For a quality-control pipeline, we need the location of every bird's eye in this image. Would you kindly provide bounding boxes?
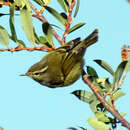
[34,72,40,76]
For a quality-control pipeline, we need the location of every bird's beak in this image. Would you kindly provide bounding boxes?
[20,73,27,76]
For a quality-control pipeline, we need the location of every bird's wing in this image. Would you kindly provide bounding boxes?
[61,51,77,78]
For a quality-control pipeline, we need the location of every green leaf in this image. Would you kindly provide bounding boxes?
[39,36,52,47]
[50,24,63,31]
[94,60,115,76]
[0,13,9,17]
[113,61,128,85]
[44,6,67,25]
[16,40,26,47]
[68,127,78,130]
[20,6,35,44]
[67,0,72,4]
[42,22,53,46]
[90,98,100,113]
[108,90,125,104]
[95,111,110,123]
[10,3,17,42]
[0,26,10,47]
[33,28,40,43]
[33,27,52,47]
[88,118,109,130]
[57,0,69,12]
[87,66,98,78]
[68,126,87,130]
[74,0,80,17]
[79,127,87,130]
[120,112,126,117]
[33,0,45,6]
[68,22,86,34]
[96,78,112,93]
[72,90,100,112]
[72,90,94,104]
[60,12,67,19]
[14,0,25,8]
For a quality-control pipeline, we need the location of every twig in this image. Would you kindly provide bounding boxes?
[0,0,63,45]
[28,0,63,44]
[32,14,63,44]
[110,94,116,111]
[0,45,54,52]
[104,71,127,98]
[62,0,76,43]
[82,73,130,129]
[0,1,19,10]
[0,1,11,6]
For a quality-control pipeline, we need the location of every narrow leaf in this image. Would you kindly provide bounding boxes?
[68,22,86,34]
[74,0,80,17]
[50,24,63,31]
[87,66,98,78]
[39,36,52,47]
[42,22,53,46]
[15,0,25,8]
[113,61,128,85]
[88,118,109,130]
[72,90,93,103]
[94,60,114,76]
[57,0,69,12]
[60,12,67,19]
[34,0,45,6]
[44,6,67,25]
[20,6,35,44]
[67,0,72,4]
[34,0,51,6]
[108,90,125,104]
[79,127,87,130]
[90,98,100,113]
[0,26,10,47]
[96,78,112,92]
[10,3,17,42]
[16,40,26,47]
[68,127,78,130]
[120,112,126,117]
[44,0,51,5]
[0,13,10,17]
[95,111,110,123]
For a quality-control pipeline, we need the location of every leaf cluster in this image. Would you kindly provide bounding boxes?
[0,0,85,49]
[72,60,129,130]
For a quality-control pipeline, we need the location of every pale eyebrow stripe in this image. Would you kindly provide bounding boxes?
[34,66,48,74]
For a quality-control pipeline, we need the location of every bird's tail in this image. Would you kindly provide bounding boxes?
[58,29,98,56]
[83,29,98,48]
[72,29,98,57]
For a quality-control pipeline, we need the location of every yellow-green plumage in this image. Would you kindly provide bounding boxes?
[24,29,98,88]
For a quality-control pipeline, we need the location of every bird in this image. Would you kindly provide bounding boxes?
[21,29,98,88]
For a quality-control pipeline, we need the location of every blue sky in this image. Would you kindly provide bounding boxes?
[0,0,130,130]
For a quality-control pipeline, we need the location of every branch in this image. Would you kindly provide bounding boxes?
[82,73,130,129]
[0,1,11,6]
[0,45,54,52]
[0,0,63,45]
[28,0,63,44]
[62,0,76,43]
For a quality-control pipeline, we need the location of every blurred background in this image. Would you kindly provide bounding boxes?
[0,0,130,130]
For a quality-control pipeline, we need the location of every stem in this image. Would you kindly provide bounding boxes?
[0,45,54,52]
[62,0,76,43]
[83,74,130,129]
[28,0,63,44]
